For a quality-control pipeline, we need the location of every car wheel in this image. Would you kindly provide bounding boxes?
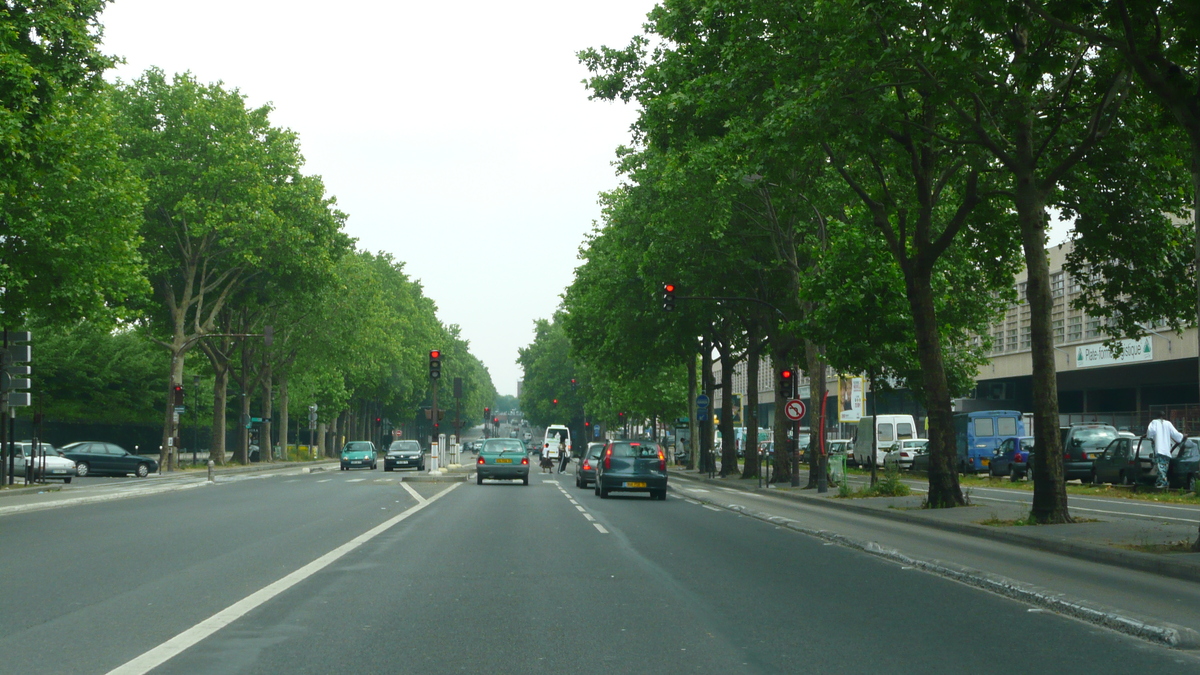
[136,463,150,478]
[64,477,72,484]
[1121,471,1133,486]
[476,473,483,485]
[76,462,90,477]
[594,481,601,496]
[600,487,609,499]
[419,462,425,471]
[523,475,529,486]
[1008,466,1018,483]
[575,475,581,488]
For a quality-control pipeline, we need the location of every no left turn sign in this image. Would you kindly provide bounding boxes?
[784,399,806,421]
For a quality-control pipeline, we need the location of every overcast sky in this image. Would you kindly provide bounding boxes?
[99,0,658,396]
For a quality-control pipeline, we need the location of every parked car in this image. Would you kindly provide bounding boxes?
[955,410,1024,473]
[828,439,851,457]
[339,441,377,471]
[13,441,76,483]
[594,440,668,500]
[476,438,529,485]
[989,436,1035,480]
[577,442,605,489]
[1093,436,1200,490]
[384,440,424,471]
[883,439,929,471]
[60,442,158,478]
[910,447,931,474]
[1061,424,1118,482]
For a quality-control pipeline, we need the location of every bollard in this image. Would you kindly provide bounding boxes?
[207,459,215,482]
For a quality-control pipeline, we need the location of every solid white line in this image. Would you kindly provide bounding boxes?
[104,482,460,675]
[400,481,427,504]
[593,523,609,534]
[574,505,586,512]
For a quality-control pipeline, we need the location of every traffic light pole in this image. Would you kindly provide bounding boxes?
[430,377,439,473]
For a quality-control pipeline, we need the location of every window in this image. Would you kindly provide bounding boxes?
[997,417,1017,436]
[1020,322,1031,350]
[974,418,995,437]
[1067,316,1082,342]
[1017,282,1027,304]
[1007,328,1018,351]
[896,423,914,439]
[878,423,894,442]
[1052,318,1065,344]
[1050,272,1064,298]
[1066,273,1080,295]
[1085,317,1101,339]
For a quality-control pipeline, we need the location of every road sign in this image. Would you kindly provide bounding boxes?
[783,399,806,422]
[696,394,710,408]
[174,406,186,414]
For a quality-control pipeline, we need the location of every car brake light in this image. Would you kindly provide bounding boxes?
[477,456,485,465]
[583,461,591,470]
[658,449,665,471]
[521,457,529,465]
[604,448,612,470]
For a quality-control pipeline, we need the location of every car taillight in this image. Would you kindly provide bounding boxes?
[583,461,591,470]
[477,456,485,465]
[521,457,529,465]
[604,448,612,470]
[658,449,665,471]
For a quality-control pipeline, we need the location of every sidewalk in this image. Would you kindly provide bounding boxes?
[667,467,1200,583]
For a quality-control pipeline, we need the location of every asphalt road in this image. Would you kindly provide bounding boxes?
[2,467,1196,674]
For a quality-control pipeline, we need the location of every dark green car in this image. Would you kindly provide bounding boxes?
[340,441,377,471]
[60,441,158,478]
[1093,436,1200,490]
[594,440,668,500]
[475,438,529,485]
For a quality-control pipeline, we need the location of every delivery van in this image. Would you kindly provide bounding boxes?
[543,425,571,460]
[853,415,918,467]
[955,410,1023,473]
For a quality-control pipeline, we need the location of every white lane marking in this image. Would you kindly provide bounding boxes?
[683,488,710,493]
[346,478,366,483]
[543,480,559,484]
[316,479,331,483]
[582,513,595,521]
[966,495,1200,523]
[283,479,300,483]
[568,499,579,505]
[574,505,586,512]
[593,523,609,534]
[400,481,427,505]
[702,505,722,512]
[105,482,461,675]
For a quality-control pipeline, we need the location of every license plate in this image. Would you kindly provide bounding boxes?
[624,481,647,488]
[1086,453,1098,460]
[981,458,990,466]
[352,460,362,464]
[496,458,512,463]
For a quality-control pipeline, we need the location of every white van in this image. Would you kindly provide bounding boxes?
[853,415,918,467]
[543,425,571,460]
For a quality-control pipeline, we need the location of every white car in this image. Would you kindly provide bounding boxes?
[13,441,77,483]
[882,439,929,471]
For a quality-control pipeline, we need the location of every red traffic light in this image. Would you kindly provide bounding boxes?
[781,369,793,380]
[664,284,675,293]
[492,417,499,423]
[429,350,440,359]
[552,398,558,404]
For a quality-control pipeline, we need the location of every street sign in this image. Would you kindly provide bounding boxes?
[174,406,186,414]
[696,394,710,408]
[784,399,806,422]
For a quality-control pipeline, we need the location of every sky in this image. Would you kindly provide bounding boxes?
[98,0,660,396]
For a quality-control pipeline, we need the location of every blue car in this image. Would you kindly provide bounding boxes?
[989,436,1034,480]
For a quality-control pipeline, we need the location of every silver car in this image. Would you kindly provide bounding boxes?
[13,441,77,483]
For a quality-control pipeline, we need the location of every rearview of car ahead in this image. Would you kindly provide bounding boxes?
[594,440,667,500]
[476,438,529,485]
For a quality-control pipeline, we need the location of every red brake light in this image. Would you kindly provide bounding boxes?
[477,456,485,465]
[521,457,529,465]
[604,448,612,470]
[658,449,666,471]
[583,461,591,470]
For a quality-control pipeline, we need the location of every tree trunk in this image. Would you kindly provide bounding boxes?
[803,339,826,489]
[741,329,761,479]
[771,341,793,484]
[278,374,289,461]
[687,353,698,470]
[700,341,715,473]
[159,347,185,470]
[1191,153,1200,549]
[718,347,739,477]
[907,269,965,507]
[211,367,228,465]
[1017,160,1071,523]
[261,364,273,462]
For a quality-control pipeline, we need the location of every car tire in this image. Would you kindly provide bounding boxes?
[1121,471,1133,486]
[76,462,90,477]
[600,487,609,499]
[136,463,150,478]
[476,473,483,485]
[1008,466,1018,483]
[575,475,581,488]
[419,462,425,472]
[64,477,72,484]
[594,481,601,496]
[523,475,529,486]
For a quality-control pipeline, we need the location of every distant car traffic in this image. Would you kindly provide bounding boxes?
[13,441,76,483]
[989,436,1034,480]
[339,441,377,471]
[60,442,158,478]
[475,438,529,485]
[594,440,668,500]
[577,442,605,489]
[384,440,424,471]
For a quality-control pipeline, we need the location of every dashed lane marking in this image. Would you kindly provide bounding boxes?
[593,523,609,534]
[583,513,595,521]
[346,479,366,483]
[316,479,331,483]
[575,505,586,512]
[702,505,722,512]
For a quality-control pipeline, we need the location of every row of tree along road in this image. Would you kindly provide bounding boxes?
[0,5,496,473]
[520,0,1200,542]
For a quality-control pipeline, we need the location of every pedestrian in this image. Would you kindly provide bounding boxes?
[1146,412,1183,489]
[557,435,568,473]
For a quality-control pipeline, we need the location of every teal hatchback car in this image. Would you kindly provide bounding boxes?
[340,441,377,471]
[475,438,529,485]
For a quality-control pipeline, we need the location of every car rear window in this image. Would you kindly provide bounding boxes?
[611,442,659,458]
[1073,427,1117,449]
[973,418,995,436]
[483,440,524,452]
[997,417,1018,436]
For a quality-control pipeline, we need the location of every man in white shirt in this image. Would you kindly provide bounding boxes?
[1146,413,1183,489]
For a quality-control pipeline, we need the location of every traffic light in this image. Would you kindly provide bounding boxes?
[779,368,794,398]
[570,378,577,390]
[552,398,558,405]
[429,349,441,379]
[173,384,185,406]
[662,283,676,311]
[492,417,499,424]
[484,406,490,419]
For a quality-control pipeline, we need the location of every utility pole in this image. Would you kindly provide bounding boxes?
[429,350,441,471]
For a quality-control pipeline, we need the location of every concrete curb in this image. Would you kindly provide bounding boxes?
[668,470,1200,584]
[0,483,65,499]
[671,479,1200,650]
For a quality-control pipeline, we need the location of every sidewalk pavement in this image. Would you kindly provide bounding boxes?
[667,467,1200,584]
